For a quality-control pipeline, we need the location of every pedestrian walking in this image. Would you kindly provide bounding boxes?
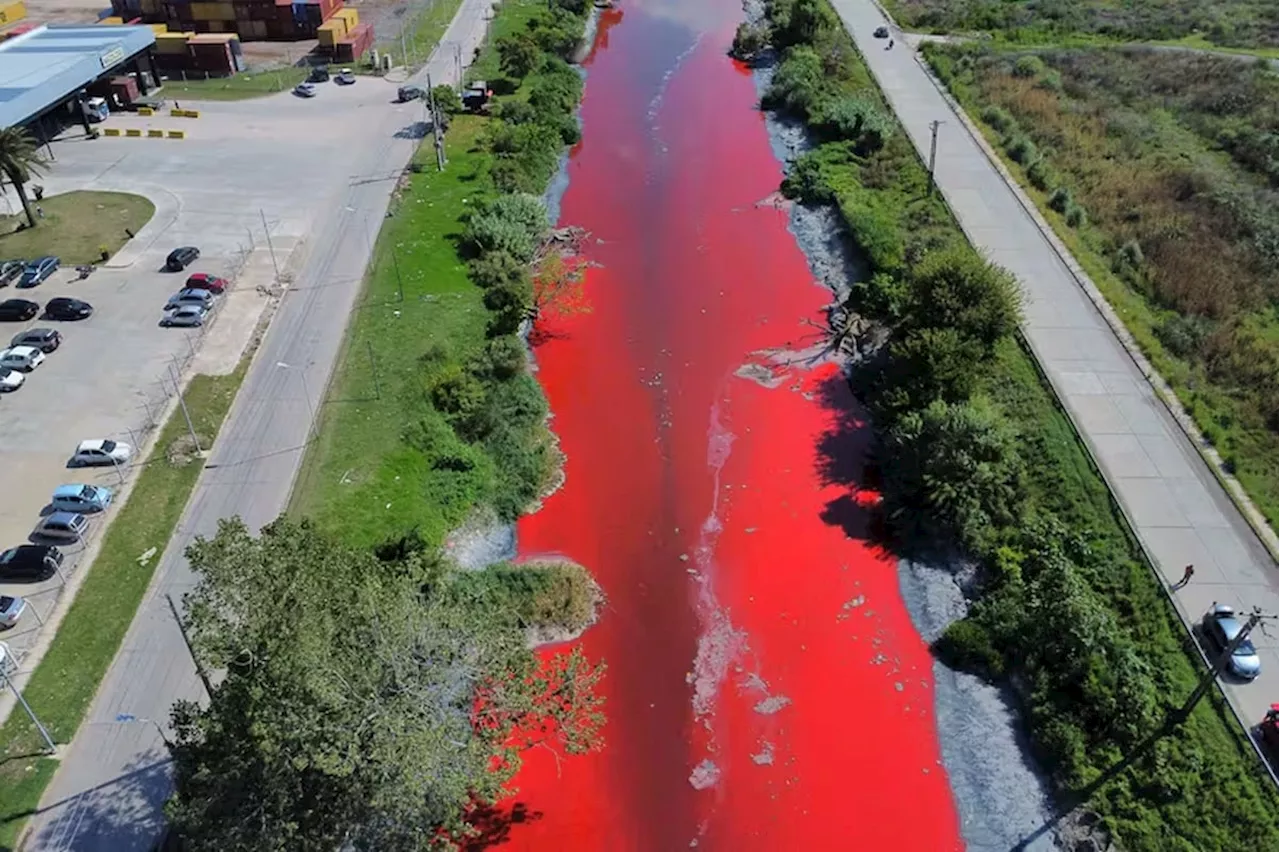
[887,39,895,50]
[35,205,44,219]
[1172,563,1195,590]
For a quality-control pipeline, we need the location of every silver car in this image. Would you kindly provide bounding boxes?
[161,304,208,327]
[165,289,215,311]
[0,594,26,628]
[32,511,89,544]
[1202,604,1262,680]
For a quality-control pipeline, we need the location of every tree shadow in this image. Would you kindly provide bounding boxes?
[459,800,545,850]
[810,370,894,549]
[4,748,173,852]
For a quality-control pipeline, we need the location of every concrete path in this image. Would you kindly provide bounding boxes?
[22,3,496,849]
[829,0,1279,734]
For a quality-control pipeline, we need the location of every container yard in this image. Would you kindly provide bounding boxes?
[112,0,345,41]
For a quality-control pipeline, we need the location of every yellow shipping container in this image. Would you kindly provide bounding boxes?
[99,16,125,25]
[190,1,235,21]
[0,0,28,24]
[319,18,346,36]
[155,31,192,54]
[148,23,168,33]
[334,7,358,28]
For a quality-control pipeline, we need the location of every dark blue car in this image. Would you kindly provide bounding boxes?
[17,256,59,288]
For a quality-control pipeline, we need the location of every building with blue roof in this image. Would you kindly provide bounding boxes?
[0,24,159,135]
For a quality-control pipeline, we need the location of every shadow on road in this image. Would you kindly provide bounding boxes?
[6,751,172,852]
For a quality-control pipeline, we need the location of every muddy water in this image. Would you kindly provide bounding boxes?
[502,1,964,848]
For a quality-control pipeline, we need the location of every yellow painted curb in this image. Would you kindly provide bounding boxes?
[147,128,165,138]
[138,107,154,116]
[167,130,185,139]
[125,128,142,137]
[103,127,121,137]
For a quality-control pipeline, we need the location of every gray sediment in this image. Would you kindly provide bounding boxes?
[744,2,1061,847]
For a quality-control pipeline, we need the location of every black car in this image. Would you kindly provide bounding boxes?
[166,246,200,272]
[0,260,23,286]
[873,25,889,38]
[397,85,424,103]
[0,544,63,580]
[0,298,39,321]
[10,327,61,352]
[45,297,93,320]
[17,256,59,288]
[308,65,330,83]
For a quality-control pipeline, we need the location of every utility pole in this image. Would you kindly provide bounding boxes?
[927,119,944,197]
[1174,607,1273,724]
[401,27,409,69]
[427,73,445,172]
[167,594,213,700]
[260,208,280,280]
[0,658,56,754]
[169,364,202,454]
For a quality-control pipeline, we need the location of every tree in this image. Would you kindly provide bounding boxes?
[167,518,605,850]
[900,244,1023,359]
[0,127,45,229]
[531,251,589,322]
[497,33,541,79]
[729,21,769,61]
[879,396,1026,551]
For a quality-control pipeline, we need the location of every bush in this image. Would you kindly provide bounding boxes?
[430,365,487,425]
[763,45,826,115]
[1012,54,1045,79]
[469,250,528,290]
[463,194,548,261]
[933,618,1004,680]
[841,190,905,273]
[813,94,894,151]
[487,121,566,193]
[1116,238,1144,268]
[1156,312,1212,358]
[527,60,584,115]
[495,99,539,125]
[474,335,528,381]
[1026,158,1055,191]
[497,34,541,79]
[880,396,1026,551]
[1035,69,1062,92]
[980,104,1014,133]
[847,271,908,323]
[1004,134,1038,165]
[768,0,839,48]
[730,21,769,60]
[780,142,853,203]
[1048,186,1073,213]
[902,244,1023,358]
[432,85,461,114]
[450,560,596,633]
[1064,203,1087,227]
[526,7,585,60]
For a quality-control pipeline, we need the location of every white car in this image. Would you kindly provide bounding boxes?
[0,366,22,392]
[161,304,208,328]
[0,345,45,371]
[71,438,132,467]
[0,594,25,629]
[294,82,317,98]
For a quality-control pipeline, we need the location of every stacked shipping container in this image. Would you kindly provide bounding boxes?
[116,0,345,40]
[332,20,370,62]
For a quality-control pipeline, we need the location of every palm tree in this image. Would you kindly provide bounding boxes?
[0,127,45,229]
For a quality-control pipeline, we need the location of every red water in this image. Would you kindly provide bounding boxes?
[499,1,965,848]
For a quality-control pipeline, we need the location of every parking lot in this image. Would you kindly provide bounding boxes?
[0,78,427,668]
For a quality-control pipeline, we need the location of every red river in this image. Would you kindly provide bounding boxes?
[502,0,965,847]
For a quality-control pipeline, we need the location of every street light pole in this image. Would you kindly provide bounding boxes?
[927,119,944,198]
[0,661,56,754]
[260,208,280,280]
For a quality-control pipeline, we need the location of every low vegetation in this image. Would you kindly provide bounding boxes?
[160,67,308,101]
[761,1,1277,848]
[167,1,600,845]
[0,190,155,265]
[0,359,251,849]
[880,0,1279,49]
[926,43,1279,526]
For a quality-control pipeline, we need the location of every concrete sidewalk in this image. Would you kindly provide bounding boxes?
[828,0,1279,729]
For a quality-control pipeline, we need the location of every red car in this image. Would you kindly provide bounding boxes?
[184,273,228,294]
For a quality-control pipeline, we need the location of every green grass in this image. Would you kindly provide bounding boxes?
[0,359,251,850]
[289,116,497,549]
[160,67,309,101]
[375,0,466,70]
[0,191,154,266]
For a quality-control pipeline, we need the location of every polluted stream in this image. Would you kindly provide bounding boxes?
[490,0,1059,848]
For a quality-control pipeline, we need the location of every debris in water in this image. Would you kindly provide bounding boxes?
[754,695,792,715]
[744,526,757,534]
[689,759,721,790]
[679,553,690,562]
[751,741,776,766]
[894,682,904,692]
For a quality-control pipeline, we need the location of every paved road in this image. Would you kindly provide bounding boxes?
[830,1,1279,729]
[23,3,495,848]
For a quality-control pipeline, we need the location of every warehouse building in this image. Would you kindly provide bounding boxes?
[0,24,159,136]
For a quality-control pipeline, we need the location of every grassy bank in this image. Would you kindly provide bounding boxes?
[756,1,1277,848]
[160,67,309,101]
[880,0,1278,49]
[0,191,154,265]
[924,44,1278,527]
[0,359,251,849]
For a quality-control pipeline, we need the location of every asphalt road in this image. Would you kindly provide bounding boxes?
[832,0,1278,740]
[23,2,496,848]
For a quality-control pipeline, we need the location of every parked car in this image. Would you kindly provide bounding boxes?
[397,85,425,103]
[0,594,25,629]
[0,367,23,392]
[185,273,228,294]
[0,298,38,321]
[336,68,356,85]
[307,65,330,83]
[294,82,317,98]
[160,304,208,328]
[0,260,24,286]
[1201,604,1262,680]
[32,512,89,544]
[166,246,200,272]
[70,438,132,467]
[0,544,63,580]
[44,297,93,321]
[50,484,114,514]
[10,327,61,352]
[166,288,216,311]
[873,25,889,37]
[17,256,58,288]
[0,345,45,371]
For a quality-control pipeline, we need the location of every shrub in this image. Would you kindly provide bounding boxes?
[763,45,826,116]
[879,326,985,413]
[432,85,461,114]
[730,21,770,60]
[880,396,1026,552]
[933,618,1004,680]
[1035,68,1062,92]
[813,94,894,151]
[1064,203,1087,227]
[487,120,566,193]
[495,99,539,125]
[497,34,541,79]
[551,0,588,14]
[768,0,839,49]
[902,244,1023,358]
[528,60,584,115]
[1026,158,1054,191]
[1156,312,1212,358]
[841,190,905,273]
[780,142,853,203]
[1048,186,1073,213]
[469,250,528,290]
[1012,54,1045,79]
[430,364,487,424]
[474,335,528,381]
[1004,134,1038,165]
[979,104,1014,133]
[463,194,548,262]
[526,7,584,60]
[847,271,908,324]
